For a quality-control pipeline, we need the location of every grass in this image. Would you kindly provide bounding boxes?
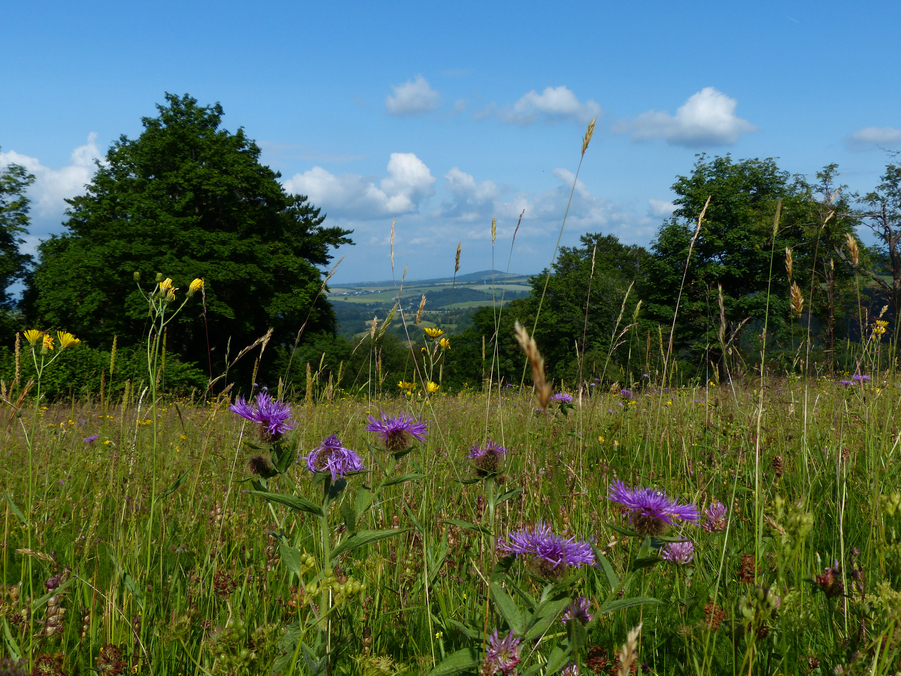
[3,369,901,674]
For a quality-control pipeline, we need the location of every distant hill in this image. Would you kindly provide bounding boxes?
[341,270,531,287]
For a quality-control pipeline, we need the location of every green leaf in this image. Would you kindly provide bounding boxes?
[404,502,424,533]
[355,487,375,518]
[330,528,411,560]
[247,490,324,517]
[279,543,305,577]
[630,556,663,572]
[491,554,516,583]
[271,442,297,474]
[382,472,427,488]
[443,519,490,535]
[606,522,642,538]
[154,469,191,504]
[427,647,479,676]
[524,597,570,641]
[494,487,522,506]
[594,548,619,592]
[491,583,526,635]
[543,642,572,674]
[2,617,21,663]
[600,596,662,614]
[447,618,482,641]
[4,492,27,526]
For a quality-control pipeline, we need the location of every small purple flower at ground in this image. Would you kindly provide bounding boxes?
[839,380,853,386]
[661,540,695,564]
[562,662,579,676]
[230,392,295,441]
[468,440,507,476]
[852,374,871,383]
[815,560,844,598]
[301,435,365,482]
[561,596,593,626]
[366,412,427,452]
[551,392,573,404]
[620,389,633,398]
[83,434,99,444]
[499,521,595,578]
[703,501,728,532]
[607,479,699,536]
[483,629,521,676]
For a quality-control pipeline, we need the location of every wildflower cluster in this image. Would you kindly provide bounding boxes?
[607,480,699,536]
[301,435,365,482]
[366,412,428,452]
[499,521,595,579]
[230,391,296,441]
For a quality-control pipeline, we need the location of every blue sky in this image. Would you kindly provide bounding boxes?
[3,1,900,284]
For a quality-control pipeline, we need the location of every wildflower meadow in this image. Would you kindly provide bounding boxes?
[4,119,901,676]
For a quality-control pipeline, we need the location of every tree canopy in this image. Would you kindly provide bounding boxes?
[25,94,352,379]
[0,157,35,311]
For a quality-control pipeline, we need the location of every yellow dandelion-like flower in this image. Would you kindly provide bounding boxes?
[189,278,204,292]
[57,331,81,350]
[426,381,439,393]
[23,329,43,346]
[158,278,174,292]
[397,380,418,391]
[42,334,55,351]
[424,327,444,338]
[438,337,451,350]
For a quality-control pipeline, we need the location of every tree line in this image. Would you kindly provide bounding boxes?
[1,94,899,396]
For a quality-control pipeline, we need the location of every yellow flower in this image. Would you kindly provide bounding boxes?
[426,381,439,393]
[23,329,43,346]
[424,327,444,338]
[438,337,451,350]
[42,334,55,351]
[397,380,418,391]
[158,278,174,292]
[189,278,204,292]
[57,331,81,350]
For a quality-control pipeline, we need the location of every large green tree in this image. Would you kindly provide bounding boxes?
[0,156,35,310]
[26,94,352,380]
[644,155,814,374]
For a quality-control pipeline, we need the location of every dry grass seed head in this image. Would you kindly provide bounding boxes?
[513,321,551,410]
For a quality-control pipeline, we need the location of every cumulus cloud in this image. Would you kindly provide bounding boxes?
[440,168,500,221]
[615,87,757,147]
[283,152,436,219]
[498,86,601,125]
[648,199,676,218]
[0,133,103,220]
[385,75,441,115]
[846,126,901,151]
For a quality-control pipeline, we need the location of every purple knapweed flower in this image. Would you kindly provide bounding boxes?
[620,389,633,398]
[551,392,573,404]
[483,629,521,676]
[561,596,593,626]
[852,374,871,383]
[230,392,295,441]
[661,540,695,565]
[703,501,728,532]
[468,440,507,476]
[607,479,699,536]
[365,412,428,452]
[83,434,99,444]
[839,380,853,386]
[499,521,595,578]
[300,435,365,482]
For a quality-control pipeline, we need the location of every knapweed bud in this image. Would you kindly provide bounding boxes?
[133,271,141,282]
[155,272,165,283]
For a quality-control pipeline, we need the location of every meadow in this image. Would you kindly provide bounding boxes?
[3,340,901,674]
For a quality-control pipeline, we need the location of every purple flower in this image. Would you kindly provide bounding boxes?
[562,662,579,676]
[551,392,573,404]
[607,479,699,536]
[482,629,521,676]
[366,412,428,452]
[852,374,871,383]
[499,522,595,578]
[83,434,99,444]
[703,501,728,532]
[230,392,295,441]
[620,389,633,398]
[468,440,507,476]
[839,380,853,386]
[561,596,593,626]
[661,540,695,565]
[300,435,365,482]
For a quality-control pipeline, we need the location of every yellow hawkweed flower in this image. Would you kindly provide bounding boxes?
[874,319,888,336]
[42,334,55,351]
[57,331,81,350]
[424,327,444,338]
[23,329,43,346]
[438,337,451,350]
[397,380,418,391]
[426,381,439,393]
[158,278,174,292]
[189,278,204,292]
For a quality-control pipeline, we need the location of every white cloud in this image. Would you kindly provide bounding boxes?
[498,86,601,125]
[283,152,436,219]
[846,126,901,151]
[0,133,103,220]
[615,87,757,147]
[648,199,676,218]
[385,75,441,115]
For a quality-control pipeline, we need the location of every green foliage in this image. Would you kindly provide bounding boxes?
[24,94,352,384]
